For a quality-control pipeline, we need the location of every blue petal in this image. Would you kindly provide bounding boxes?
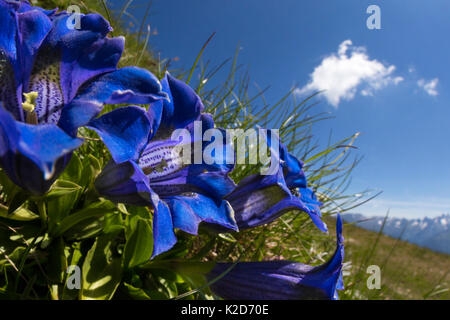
[299,187,323,217]
[15,121,83,180]
[164,193,238,235]
[146,98,163,141]
[313,214,344,299]
[45,11,123,101]
[139,113,235,201]
[57,100,103,136]
[87,106,153,163]
[60,36,124,103]
[280,143,307,189]
[94,160,155,206]
[143,167,236,204]
[0,3,52,83]
[267,129,307,188]
[0,1,19,71]
[0,103,19,153]
[152,199,177,258]
[160,72,204,129]
[6,0,55,15]
[0,105,82,194]
[186,171,236,200]
[74,67,166,105]
[224,172,292,229]
[58,67,168,135]
[167,197,202,235]
[17,8,52,89]
[45,12,111,49]
[225,171,327,232]
[207,215,344,300]
[0,2,52,121]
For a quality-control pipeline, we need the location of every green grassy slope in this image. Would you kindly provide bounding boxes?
[326,218,450,300]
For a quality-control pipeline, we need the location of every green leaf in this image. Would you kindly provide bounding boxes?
[46,181,83,235]
[122,283,151,300]
[0,170,21,201]
[7,191,29,215]
[44,180,82,200]
[79,154,102,187]
[46,237,68,284]
[80,234,122,300]
[52,200,116,237]
[103,212,125,235]
[63,217,105,241]
[218,233,237,243]
[61,153,82,183]
[0,203,38,221]
[123,216,153,269]
[139,269,180,299]
[0,246,26,269]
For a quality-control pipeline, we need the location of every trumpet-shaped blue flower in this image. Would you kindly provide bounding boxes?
[207,215,344,300]
[0,1,166,194]
[94,73,238,257]
[224,132,327,232]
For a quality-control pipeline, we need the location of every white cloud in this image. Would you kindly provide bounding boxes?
[417,78,439,96]
[295,40,403,107]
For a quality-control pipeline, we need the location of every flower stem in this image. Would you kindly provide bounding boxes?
[37,201,47,229]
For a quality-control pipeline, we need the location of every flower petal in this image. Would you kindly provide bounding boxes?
[94,159,180,258]
[140,113,235,200]
[45,11,124,102]
[0,1,19,72]
[75,67,167,105]
[61,36,125,103]
[15,121,83,180]
[280,143,307,189]
[207,215,344,300]
[164,193,237,235]
[159,72,204,129]
[299,187,323,217]
[58,67,167,135]
[267,129,307,188]
[88,106,153,163]
[0,105,82,194]
[8,1,57,15]
[17,8,52,89]
[0,2,52,121]
[225,171,327,232]
[152,198,177,258]
[149,169,236,203]
[94,160,154,206]
[224,172,291,228]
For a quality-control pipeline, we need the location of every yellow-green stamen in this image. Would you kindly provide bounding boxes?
[22,91,38,113]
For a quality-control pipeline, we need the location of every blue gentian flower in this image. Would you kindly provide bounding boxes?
[207,215,344,300]
[0,1,166,194]
[94,73,238,257]
[224,132,327,232]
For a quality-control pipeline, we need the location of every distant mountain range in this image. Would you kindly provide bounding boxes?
[342,213,450,255]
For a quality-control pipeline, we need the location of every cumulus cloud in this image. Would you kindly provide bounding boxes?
[295,40,404,107]
[417,78,439,96]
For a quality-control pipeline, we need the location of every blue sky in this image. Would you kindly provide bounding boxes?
[112,0,450,218]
